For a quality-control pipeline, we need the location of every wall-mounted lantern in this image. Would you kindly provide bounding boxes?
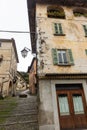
[21,47,31,58]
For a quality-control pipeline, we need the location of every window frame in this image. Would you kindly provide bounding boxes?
[47,6,65,19]
[57,50,68,65]
[52,48,74,66]
[53,23,65,36]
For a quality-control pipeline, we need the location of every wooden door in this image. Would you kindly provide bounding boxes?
[56,89,87,129]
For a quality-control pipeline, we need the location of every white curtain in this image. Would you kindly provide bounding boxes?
[73,95,84,114]
[58,95,70,115]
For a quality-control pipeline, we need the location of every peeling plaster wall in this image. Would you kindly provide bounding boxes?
[36,4,87,75]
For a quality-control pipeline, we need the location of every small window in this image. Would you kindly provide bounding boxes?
[83,25,87,37]
[57,50,68,64]
[53,23,65,36]
[58,94,70,115]
[73,94,84,114]
[52,49,74,65]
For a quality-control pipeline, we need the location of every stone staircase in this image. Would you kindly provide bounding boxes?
[0,95,39,130]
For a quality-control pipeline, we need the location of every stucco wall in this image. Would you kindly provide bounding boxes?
[36,4,87,75]
[39,80,55,130]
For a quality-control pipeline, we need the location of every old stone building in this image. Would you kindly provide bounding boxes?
[27,0,87,130]
[0,38,19,98]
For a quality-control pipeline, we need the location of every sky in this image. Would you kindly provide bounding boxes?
[0,0,33,72]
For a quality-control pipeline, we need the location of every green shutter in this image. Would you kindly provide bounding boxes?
[68,49,74,65]
[51,48,58,65]
[59,23,63,34]
[54,23,58,34]
[83,25,87,36]
[85,49,87,55]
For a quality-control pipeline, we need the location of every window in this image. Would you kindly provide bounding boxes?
[52,49,74,65]
[47,6,65,19]
[83,25,87,37]
[73,8,87,17]
[58,94,70,115]
[73,94,84,114]
[57,50,68,64]
[53,23,65,36]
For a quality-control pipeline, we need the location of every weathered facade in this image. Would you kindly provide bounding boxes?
[0,38,18,97]
[28,57,37,94]
[27,0,87,130]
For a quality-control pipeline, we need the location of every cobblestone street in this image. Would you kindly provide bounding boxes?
[0,95,38,130]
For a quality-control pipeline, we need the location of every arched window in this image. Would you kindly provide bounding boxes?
[73,8,87,17]
[47,6,65,19]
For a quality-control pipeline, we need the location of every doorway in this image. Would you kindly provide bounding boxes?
[56,84,87,129]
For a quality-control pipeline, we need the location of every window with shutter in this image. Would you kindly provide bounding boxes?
[85,49,87,55]
[54,23,65,36]
[52,49,74,65]
[83,25,87,37]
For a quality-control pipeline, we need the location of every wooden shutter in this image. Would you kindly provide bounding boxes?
[52,48,58,65]
[83,25,87,36]
[54,23,59,34]
[85,49,87,55]
[67,49,74,65]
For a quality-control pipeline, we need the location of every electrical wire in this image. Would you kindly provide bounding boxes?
[0,30,36,34]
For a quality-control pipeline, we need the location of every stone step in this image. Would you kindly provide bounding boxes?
[17,97,37,102]
[0,95,39,130]
[12,108,38,114]
[5,114,38,123]
[0,122,38,130]
[0,109,38,114]
[0,112,38,118]
[18,103,37,108]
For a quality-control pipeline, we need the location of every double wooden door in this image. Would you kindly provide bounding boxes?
[56,89,87,129]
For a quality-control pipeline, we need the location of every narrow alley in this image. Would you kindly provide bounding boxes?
[0,94,38,130]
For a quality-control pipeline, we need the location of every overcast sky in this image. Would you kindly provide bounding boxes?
[0,0,33,72]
